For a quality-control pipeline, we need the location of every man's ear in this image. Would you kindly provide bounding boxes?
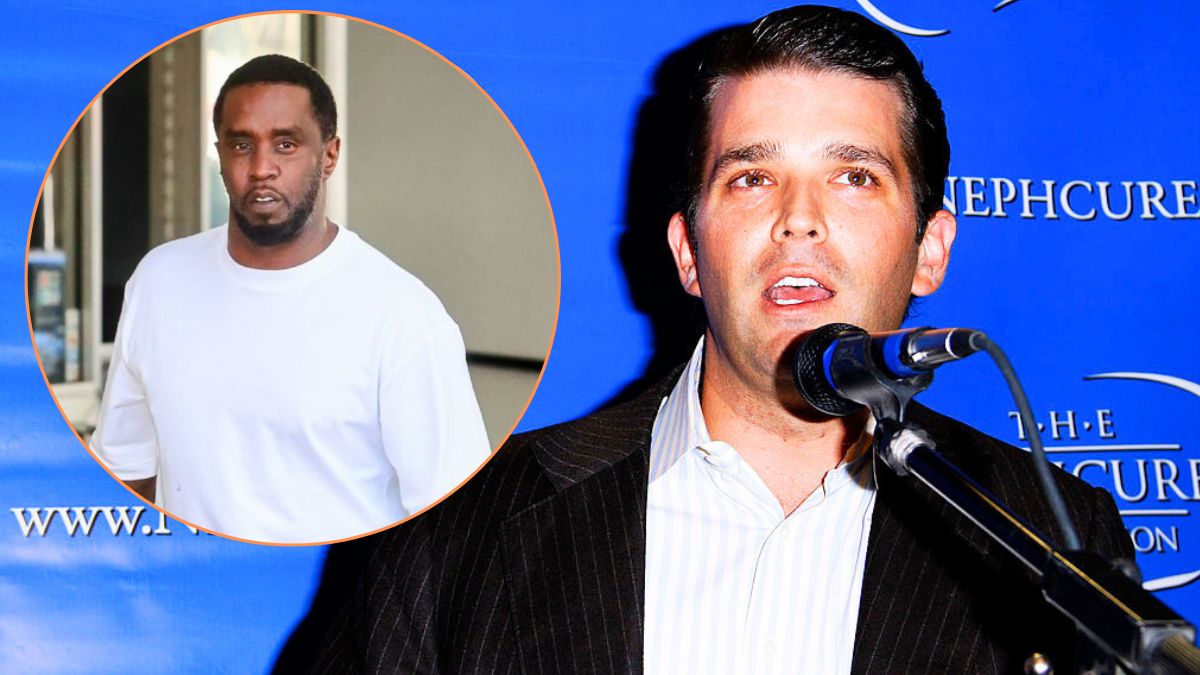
[322,136,341,178]
[911,209,956,297]
[667,212,702,298]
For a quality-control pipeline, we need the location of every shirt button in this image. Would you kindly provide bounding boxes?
[764,641,777,658]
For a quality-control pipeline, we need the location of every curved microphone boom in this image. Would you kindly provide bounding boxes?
[793,321,1082,551]
[791,322,1200,673]
[792,323,987,418]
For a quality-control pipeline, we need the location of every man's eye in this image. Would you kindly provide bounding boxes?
[278,141,296,151]
[233,142,251,152]
[729,171,774,189]
[835,169,877,188]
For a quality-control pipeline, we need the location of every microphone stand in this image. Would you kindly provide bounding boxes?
[796,323,1200,672]
[872,414,1200,674]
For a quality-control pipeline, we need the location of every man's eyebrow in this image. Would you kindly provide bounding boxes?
[707,141,783,187]
[220,126,306,140]
[822,142,898,178]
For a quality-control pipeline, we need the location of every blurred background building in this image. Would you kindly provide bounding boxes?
[27,13,558,448]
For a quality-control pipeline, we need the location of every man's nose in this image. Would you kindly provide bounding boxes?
[771,183,828,243]
[249,150,279,181]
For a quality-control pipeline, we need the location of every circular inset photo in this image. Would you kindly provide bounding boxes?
[26,12,559,545]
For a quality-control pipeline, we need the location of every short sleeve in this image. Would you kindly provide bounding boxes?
[378,319,491,515]
[90,279,160,481]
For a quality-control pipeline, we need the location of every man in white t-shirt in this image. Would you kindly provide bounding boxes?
[91,54,491,544]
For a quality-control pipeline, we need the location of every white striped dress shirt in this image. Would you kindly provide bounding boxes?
[644,339,876,675]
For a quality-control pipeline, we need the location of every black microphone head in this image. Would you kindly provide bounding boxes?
[793,322,865,417]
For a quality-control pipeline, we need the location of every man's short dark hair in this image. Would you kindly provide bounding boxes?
[213,54,338,141]
[683,4,950,241]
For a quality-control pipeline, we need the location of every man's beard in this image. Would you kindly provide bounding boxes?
[231,168,322,247]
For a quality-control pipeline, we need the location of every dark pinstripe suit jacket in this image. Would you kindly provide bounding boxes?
[314,373,1133,674]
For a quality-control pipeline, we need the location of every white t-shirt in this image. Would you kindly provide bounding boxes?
[91,224,491,543]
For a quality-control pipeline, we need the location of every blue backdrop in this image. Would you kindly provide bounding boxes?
[1,1,1197,671]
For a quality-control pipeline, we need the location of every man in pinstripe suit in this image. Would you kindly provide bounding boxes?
[315,5,1133,673]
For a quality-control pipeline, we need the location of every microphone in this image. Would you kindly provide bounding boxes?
[793,323,987,417]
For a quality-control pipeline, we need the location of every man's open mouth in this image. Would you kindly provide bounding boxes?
[247,190,283,208]
[764,276,835,305]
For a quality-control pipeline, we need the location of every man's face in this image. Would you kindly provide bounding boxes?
[668,68,955,391]
[216,83,339,246]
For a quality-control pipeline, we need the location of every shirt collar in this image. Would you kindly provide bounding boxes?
[649,338,709,482]
[649,337,875,484]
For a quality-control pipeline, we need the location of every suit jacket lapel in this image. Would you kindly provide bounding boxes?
[851,406,999,674]
[500,451,647,674]
[499,378,674,675]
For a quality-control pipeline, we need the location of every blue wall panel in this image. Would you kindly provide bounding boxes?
[0,1,1196,670]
